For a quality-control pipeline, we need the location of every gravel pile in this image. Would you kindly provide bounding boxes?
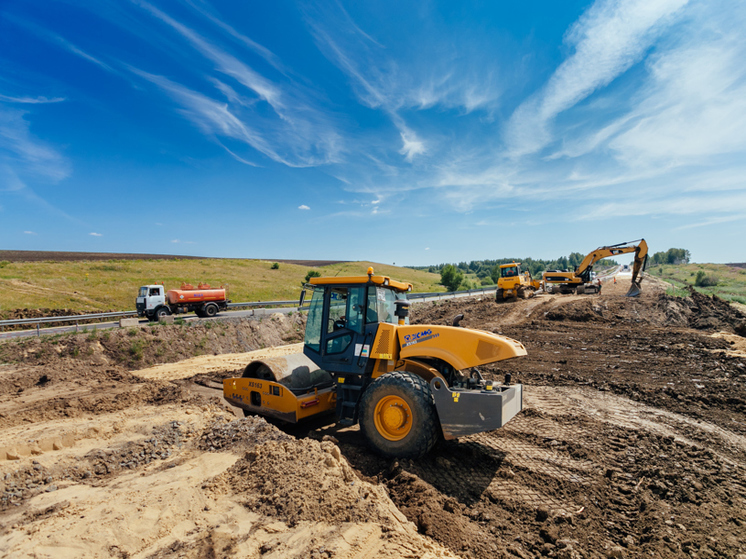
[197,416,291,452]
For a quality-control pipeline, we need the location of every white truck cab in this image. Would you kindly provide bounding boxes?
[136,285,166,317]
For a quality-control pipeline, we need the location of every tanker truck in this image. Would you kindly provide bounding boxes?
[136,283,230,321]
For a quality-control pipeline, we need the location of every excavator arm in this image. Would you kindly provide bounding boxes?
[575,239,648,296]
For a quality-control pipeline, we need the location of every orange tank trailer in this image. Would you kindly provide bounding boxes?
[167,287,227,305]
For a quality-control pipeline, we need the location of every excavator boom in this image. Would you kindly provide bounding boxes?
[543,239,648,297]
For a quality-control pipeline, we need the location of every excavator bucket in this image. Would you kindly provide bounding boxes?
[625,283,641,297]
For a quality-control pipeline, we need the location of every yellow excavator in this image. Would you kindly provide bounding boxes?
[224,268,526,458]
[495,262,542,302]
[543,239,648,297]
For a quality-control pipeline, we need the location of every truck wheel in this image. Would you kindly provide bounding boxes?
[359,371,440,459]
[204,303,219,318]
[156,307,171,320]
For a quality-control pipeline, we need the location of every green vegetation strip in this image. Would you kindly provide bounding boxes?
[648,263,746,304]
[0,259,444,313]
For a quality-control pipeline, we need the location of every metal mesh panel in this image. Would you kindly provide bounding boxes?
[374,328,391,355]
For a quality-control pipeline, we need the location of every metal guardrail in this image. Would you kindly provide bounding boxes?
[0,287,497,332]
[0,310,137,327]
[227,300,297,308]
[409,287,495,300]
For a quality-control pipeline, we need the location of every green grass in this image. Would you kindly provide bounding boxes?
[648,263,746,303]
[0,258,445,312]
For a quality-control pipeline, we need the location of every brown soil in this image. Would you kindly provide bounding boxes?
[1,277,745,558]
[0,250,345,266]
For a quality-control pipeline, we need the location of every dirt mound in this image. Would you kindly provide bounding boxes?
[207,433,404,529]
[0,314,305,370]
[544,300,605,322]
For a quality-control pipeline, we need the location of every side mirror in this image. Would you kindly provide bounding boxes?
[298,290,306,309]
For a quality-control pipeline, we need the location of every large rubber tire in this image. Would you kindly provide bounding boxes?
[204,303,219,318]
[155,307,171,320]
[359,371,440,459]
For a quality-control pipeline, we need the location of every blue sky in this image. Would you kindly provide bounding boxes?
[1,0,745,265]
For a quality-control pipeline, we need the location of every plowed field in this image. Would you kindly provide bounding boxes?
[1,277,745,558]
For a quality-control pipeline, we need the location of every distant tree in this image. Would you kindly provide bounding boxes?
[440,264,464,291]
[480,277,495,286]
[271,262,280,269]
[568,252,584,270]
[652,248,690,265]
[490,264,500,284]
[302,270,321,285]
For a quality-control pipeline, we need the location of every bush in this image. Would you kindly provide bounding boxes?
[480,277,495,286]
[303,270,321,285]
[694,270,719,287]
[271,262,280,269]
[440,264,463,292]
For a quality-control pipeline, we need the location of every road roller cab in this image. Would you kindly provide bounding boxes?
[224,268,526,458]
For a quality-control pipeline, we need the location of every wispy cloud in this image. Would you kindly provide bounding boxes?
[23,230,37,235]
[182,0,288,74]
[0,94,65,104]
[127,2,342,167]
[505,0,689,156]
[305,4,507,162]
[0,108,70,181]
[89,232,102,237]
[5,14,115,74]
[130,68,291,165]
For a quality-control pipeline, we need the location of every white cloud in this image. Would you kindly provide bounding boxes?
[506,0,689,156]
[298,204,310,210]
[134,2,342,167]
[89,232,102,237]
[0,108,71,181]
[399,129,426,162]
[608,37,746,165]
[0,95,65,104]
[23,230,36,235]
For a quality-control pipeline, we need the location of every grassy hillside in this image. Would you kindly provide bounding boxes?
[647,263,746,304]
[0,259,444,313]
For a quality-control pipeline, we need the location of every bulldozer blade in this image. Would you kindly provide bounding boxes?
[625,283,641,297]
[430,379,523,440]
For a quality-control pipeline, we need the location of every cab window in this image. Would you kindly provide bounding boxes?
[304,287,324,352]
[501,266,519,278]
[149,287,161,296]
[366,287,408,325]
[139,287,148,297]
[327,286,365,335]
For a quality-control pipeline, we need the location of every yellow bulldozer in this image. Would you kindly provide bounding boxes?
[495,262,542,302]
[224,268,526,458]
[543,239,648,297]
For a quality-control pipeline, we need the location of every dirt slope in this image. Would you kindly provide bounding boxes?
[1,277,745,558]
